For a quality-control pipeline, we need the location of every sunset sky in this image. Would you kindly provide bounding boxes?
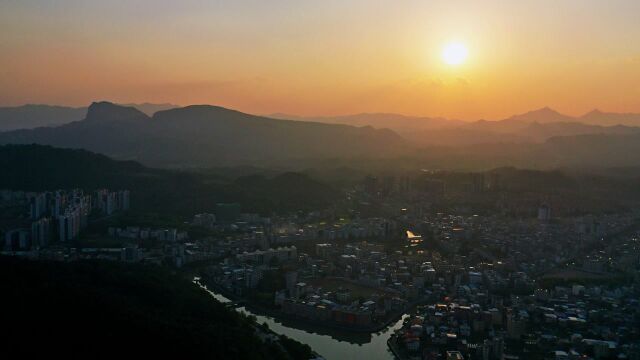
[1,0,639,120]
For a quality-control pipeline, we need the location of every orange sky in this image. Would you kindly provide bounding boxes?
[1,1,639,120]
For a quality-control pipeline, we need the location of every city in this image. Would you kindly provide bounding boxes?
[2,1,640,359]
[3,169,639,359]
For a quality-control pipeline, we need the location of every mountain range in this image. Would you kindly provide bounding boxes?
[4,103,640,141]
[273,107,640,146]
[0,103,177,131]
[3,103,640,148]
[0,102,406,168]
[3,102,640,170]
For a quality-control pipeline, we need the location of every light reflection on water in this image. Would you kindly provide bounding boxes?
[202,285,406,360]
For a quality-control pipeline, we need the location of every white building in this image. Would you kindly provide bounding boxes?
[236,246,297,265]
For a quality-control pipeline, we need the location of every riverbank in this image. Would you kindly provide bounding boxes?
[198,278,408,360]
[199,276,416,334]
[387,334,406,360]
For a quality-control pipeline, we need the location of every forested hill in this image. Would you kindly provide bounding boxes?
[0,256,313,359]
[0,144,338,215]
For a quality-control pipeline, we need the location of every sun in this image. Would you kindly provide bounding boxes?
[442,42,468,66]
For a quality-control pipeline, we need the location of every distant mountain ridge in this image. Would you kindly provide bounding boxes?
[275,107,640,146]
[0,105,87,131]
[4,102,640,144]
[275,106,640,128]
[0,103,177,131]
[505,107,576,123]
[270,112,465,130]
[3,102,640,169]
[0,102,408,168]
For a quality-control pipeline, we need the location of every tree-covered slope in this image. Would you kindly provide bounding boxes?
[0,144,338,215]
[0,256,312,359]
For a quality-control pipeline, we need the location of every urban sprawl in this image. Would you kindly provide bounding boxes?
[2,174,639,360]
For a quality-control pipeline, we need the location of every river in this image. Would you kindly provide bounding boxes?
[202,286,407,360]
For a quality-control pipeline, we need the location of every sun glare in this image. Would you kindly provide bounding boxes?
[442,42,468,66]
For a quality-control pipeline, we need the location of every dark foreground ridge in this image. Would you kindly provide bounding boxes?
[0,256,313,359]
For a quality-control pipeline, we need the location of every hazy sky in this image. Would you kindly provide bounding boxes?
[1,0,639,119]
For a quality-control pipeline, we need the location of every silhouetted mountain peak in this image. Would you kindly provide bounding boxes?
[507,106,574,123]
[85,101,148,122]
[579,109,613,121]
[153,104,245,122]
[527,106,562,116]
[577,108,640,126]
